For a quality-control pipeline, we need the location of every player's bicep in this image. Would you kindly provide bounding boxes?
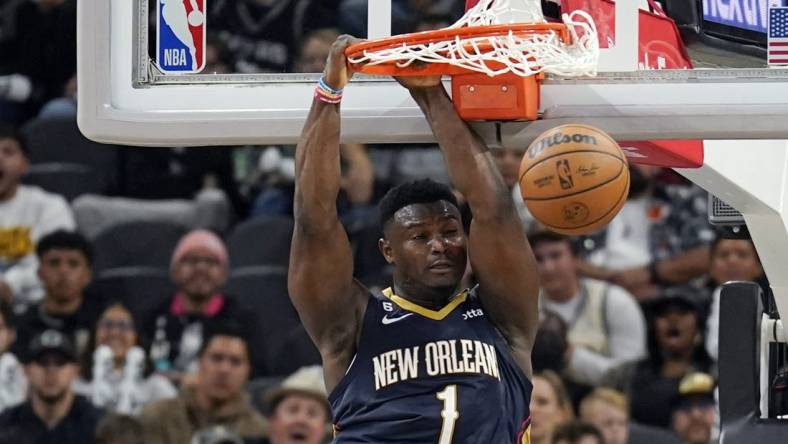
[469,218,540,349]
[288,221,365,353]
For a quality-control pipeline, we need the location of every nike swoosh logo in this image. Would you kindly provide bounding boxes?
[381,313,414,325]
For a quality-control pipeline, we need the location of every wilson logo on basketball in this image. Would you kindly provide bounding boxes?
[527,132,599,159]
[556,159,574,189]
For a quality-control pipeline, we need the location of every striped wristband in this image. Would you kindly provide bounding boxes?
[315,77,343,104]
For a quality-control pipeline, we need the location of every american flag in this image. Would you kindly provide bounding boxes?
[769,7,788,65]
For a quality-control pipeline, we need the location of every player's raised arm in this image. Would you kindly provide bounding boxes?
[401,78,540,375]
[289,35,367,390]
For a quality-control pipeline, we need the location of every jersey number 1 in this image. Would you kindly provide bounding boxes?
[436,385,459,444]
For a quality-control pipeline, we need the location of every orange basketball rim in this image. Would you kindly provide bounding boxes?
[344,23,571,77]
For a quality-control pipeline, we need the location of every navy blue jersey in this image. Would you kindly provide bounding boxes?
[329,287,532,444]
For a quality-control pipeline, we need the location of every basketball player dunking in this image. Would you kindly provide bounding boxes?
[288,35,540,443]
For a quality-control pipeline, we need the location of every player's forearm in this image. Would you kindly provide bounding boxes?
[409,86,512,214]
[293,101,343,231]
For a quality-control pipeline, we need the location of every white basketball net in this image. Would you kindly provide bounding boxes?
[348,0,599,77]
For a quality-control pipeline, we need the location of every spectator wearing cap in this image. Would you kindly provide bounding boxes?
[0,125,76,312]
[529,231,646,388]
[11,230,101,362]
[603,292,713,429]
[0,329,104,444]
[671,373,717,444]
[142,230,251,382]
[264,366,330,444]
[0,297,26,413]
[140,324,267,444]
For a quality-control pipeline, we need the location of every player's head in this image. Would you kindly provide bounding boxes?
[0,124,30,201]
[378,179,467,292]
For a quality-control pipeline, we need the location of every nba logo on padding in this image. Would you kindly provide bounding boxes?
[157,0,206,73]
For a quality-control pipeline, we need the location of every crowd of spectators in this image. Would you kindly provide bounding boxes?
[0,0,770,443]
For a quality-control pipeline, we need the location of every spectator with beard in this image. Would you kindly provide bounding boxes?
[0,298,26,413]
[143,230,252,383]
[140,324,267,444]
[263,366,329,444]
[0,126,76,312]
[0,330,104,444]
[603,291,713,429]
[578,165,714,302]
[671,373,717,444]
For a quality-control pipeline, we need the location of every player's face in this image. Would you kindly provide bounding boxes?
[381,201,467,291]
[532,241,578,297]
[0,137,28,200]
[583,401,628,444]
[491,147,525,189]
[171,246,228,302]
[672,400,715,444]
[37,249,92,305]
[25,353,77,404]
[95,305,137,362]
[530,376,568,441]
[198,336,250,403]
[269,394,329,444]
[710,239,762,285]
[654,306,698,356]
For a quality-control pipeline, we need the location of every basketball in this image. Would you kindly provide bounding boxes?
[518,124,630,235]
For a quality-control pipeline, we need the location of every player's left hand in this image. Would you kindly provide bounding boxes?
[325,35,364,91]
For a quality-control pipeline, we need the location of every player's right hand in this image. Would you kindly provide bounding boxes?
[324,35,363,91]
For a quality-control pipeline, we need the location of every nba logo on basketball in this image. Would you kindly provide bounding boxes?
[157,0,206,73]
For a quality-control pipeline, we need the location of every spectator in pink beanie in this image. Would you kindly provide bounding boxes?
[139,230,254,385]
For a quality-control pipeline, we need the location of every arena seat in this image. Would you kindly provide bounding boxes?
[91,220,187,273]
[226,216,294,268]
[20,117,120,194]
[225,266,319,376]
[88,267,174,320]
[22,162,104,201]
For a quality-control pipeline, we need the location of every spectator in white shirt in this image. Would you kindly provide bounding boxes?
[530,230,646,386]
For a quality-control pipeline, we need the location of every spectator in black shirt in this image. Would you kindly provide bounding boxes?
[144,230,252,383]
[0,329,104,444]
[12,230,102,362]
[0,0,77,124]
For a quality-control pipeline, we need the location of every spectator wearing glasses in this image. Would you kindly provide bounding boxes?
[140,324,267,444]
[142,230,251,383]
[0,329,104,444]
[73,303,176,414]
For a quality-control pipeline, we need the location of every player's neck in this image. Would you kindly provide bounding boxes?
[392,281,462,311]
